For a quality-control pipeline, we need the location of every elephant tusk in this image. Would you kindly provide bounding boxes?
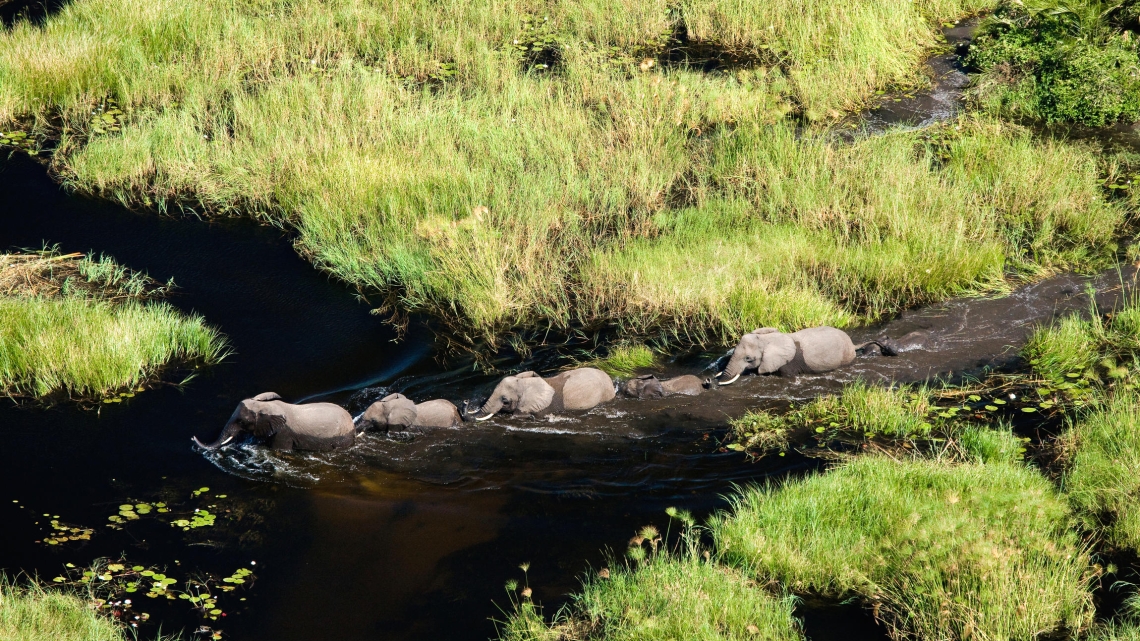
[718,373,741,386]
[473,412,496,422]
[220,436,235,446]
[714,371,724,378]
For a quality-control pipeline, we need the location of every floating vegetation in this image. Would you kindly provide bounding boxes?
[39,518,95,546]
[87,99,125,136]
[105,489,225,532]
[0,128,36,153]
[47,558,255,638]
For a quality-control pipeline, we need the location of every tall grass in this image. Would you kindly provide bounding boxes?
[0,297,225,399]
[0,0,1125,344]
[713,457,1093,639]
[0,577,128,641]
[500,555,802,641]
[1062,392,1140,552]
[1023,290,1140,383]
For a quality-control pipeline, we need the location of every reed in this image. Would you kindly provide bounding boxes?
[0,577,131,641]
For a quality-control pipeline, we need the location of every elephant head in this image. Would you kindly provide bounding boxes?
[468,371,555,420]
[358,393,418,432]
[717,328,797,385]
[622,374,665,398]
[193,392,285,449]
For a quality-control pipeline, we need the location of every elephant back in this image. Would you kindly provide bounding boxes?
[789,326,856,372]
[290,402,356,438]
[559,367,616,410]
[413,399,461,428]
[661,375,702,396]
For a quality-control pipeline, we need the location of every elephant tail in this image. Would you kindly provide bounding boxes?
[855,338,899,357]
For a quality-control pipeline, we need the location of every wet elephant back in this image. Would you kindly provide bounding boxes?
[560,368,616,410]
[412,399,461,428]
[789,326,856,372]
[289,402,355,438]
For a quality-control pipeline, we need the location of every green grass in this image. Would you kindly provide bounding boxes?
[1089,622,1140,641]
[731,382,934,452]
[713,456,1093,639]
[3,0,1128,344]
[1062,391,1140,552]
[967,0,1140,126]
[1023,290,1140,384]
[0,578,129,641]
[499,555,802,641]
[0,252,226,400]
[582,343,658,377]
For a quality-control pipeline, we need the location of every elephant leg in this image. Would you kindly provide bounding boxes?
[776,341,811,376]
[270,432,295,450]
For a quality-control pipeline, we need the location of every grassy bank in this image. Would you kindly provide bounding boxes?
[0,251,226,400]
[967,0,1140,126]
[715,457,1092,639]
[500,554,802,641]
[0,578,129,641]
[5,0,1131,344]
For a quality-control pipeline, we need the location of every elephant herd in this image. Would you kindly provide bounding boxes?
[193,326,914,453]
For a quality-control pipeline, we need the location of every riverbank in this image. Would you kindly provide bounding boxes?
[0,250,226,401]
[6,0,1135,345]
[0,576,140,641]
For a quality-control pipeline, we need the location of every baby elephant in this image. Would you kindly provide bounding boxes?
[466,367,616,421]
[717,326,896,384]
[622,374,703,399]
[192,392,356,451]
[358,393,461,433]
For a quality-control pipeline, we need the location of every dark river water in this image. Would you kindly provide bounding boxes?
[2,16,1139,637]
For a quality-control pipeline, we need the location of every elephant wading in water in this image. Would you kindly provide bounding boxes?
[716,327,897,384]
[192,393,356,451]
[622,374,703,399]
[466,368,616,420]
[358,393,461,434]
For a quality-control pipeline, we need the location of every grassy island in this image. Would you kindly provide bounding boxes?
[0,251,226,400]
[1,0,1132,343]
[0,578,132,641]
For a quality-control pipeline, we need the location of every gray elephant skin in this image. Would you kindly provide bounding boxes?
[717,326,895,384]
[622,374,703,398]
[358,393,461,433]
[468,367,616,420]
[192,392,356,451]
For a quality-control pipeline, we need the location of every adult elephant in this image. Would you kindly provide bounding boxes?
[358,393,461,433]
[192,392,356,451]
[466,368,616,421]
[716,327,896,384]
[622,374,704,398]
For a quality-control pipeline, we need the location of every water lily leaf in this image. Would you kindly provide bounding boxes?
[1021,407,1037,413]
[968,395,981,401]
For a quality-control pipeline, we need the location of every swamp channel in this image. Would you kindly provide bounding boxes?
[3,32,1140,636]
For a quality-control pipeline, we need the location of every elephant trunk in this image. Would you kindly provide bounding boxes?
[718,355,745,386]
[193,419,242,450]
[471,396,503,421]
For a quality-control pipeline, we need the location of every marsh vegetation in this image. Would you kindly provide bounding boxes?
[0,250,226,400]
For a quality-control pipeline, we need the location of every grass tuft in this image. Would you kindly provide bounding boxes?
[713,456,1093,639]
[0,576,129,641]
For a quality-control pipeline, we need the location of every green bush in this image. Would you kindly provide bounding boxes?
[713,456,1093,639]
[968,0,1140,126]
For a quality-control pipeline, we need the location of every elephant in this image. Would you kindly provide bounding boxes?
[192,392,356,451]
[466,367,616,420]
[622,374,704,399]
[357,393,461,433]
[857,330,932,356]
[716,327,897,384]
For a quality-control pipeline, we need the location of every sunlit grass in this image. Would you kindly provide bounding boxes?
[713,456,1093,639]
[1024,290,1140,383]
[499,554,802,641]
[583,343,658,378]
[0,577,129,641]
[1062,391,1140,552]
[2,0,1126,344]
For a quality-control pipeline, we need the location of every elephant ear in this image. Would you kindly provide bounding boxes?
[515,371,540,379]
[757,334,797,374]
[750,328,780,335]
[251,412,287,438]
[380,393,408,402]
[517,377,556,414]
[252,392,282,402]
[386,400,417,428]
